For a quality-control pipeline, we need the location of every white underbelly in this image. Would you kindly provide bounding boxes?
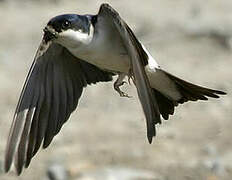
[68,41,130,72]
[76,51,130,72]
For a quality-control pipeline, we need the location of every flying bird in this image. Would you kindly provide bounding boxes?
[4,3,226,175]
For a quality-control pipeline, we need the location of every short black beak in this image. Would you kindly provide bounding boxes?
[43,27,57,43]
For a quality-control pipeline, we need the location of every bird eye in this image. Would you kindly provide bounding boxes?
[62,21,71,29]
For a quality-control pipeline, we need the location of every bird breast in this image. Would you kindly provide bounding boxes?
[68,31,131,73]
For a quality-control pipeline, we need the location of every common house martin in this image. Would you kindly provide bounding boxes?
[4,3,226,175]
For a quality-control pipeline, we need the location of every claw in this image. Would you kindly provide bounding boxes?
[119,91,132,98]
[114,82,132,98]
[113,74,132,98]
[121,81,127,85]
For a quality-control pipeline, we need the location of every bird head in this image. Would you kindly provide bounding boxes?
[43,14,94,48]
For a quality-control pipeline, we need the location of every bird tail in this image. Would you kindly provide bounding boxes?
[152,70,226,120]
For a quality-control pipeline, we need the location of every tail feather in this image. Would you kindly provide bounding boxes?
[164,70,226,103]
[153,70,226,120]
[153,89,175,120]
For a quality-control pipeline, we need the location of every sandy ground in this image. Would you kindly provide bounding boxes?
[0,0,231,179]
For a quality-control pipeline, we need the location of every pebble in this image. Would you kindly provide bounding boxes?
[46,163,69,180]
[76,167,161,180]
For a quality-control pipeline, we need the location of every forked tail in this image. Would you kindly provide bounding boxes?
[153,70,226,120]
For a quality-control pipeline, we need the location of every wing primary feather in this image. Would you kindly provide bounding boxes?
[32,60,50,156]
[4,60,38,172]
[15,108,35,175]
[56,56,70,131]
[39,61,55,149]
[16,65,41,173]
[5,110,28,172]
[43,61,62,148]
[57,59,68,137]
[64,63,74,117]
[24,66,45,168]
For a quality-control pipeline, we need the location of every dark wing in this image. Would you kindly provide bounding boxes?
[97,4,160,143]
[4,40,113,175]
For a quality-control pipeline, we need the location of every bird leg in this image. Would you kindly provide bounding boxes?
[114,73,131,98]
[127,68,135,85]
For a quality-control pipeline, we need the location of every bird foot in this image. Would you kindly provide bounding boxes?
[114,78,132,98]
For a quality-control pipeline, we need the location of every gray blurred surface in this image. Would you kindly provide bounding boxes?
[0,0,231,179]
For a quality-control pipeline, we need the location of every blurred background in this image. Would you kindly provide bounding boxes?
[0,0,231,179]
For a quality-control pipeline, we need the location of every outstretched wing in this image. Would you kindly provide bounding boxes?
[4,39,113,175]
[97,4,160,144]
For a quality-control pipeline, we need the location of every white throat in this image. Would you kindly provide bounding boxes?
[56,24,94,48]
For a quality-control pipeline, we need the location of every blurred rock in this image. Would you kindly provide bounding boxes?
[68,162,95,177]
[203,158,226,177]
[202,144,217,156]
[46,163,69,180]
[76,167,161,180]
[202,145,226,177]
[184,21,232,50]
